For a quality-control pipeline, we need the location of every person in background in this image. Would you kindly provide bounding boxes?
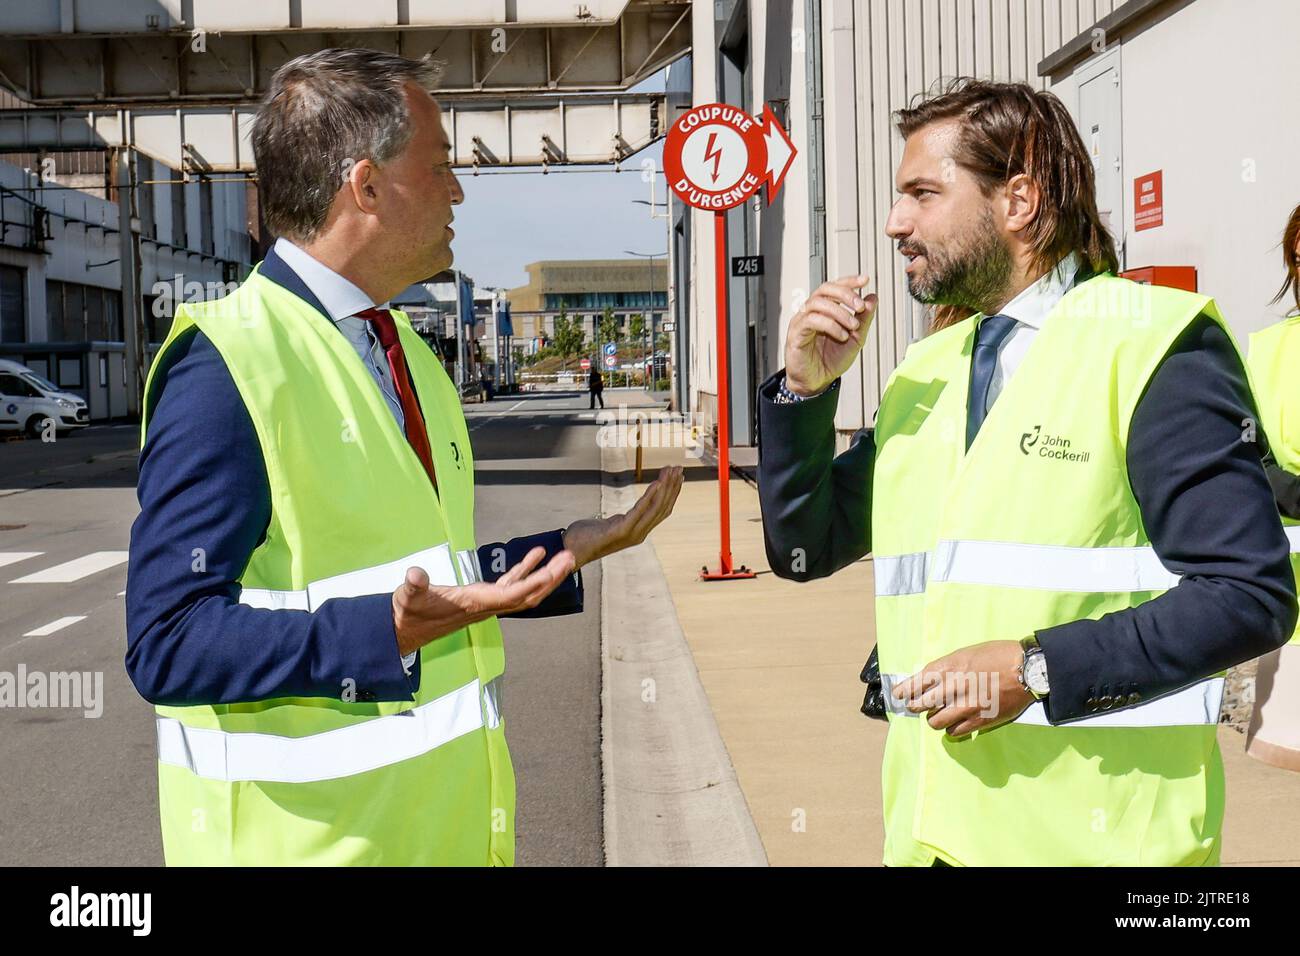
[588,365,605,409]
[1246,201,1300,771]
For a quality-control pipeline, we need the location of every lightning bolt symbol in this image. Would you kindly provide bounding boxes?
[704,132,723,184]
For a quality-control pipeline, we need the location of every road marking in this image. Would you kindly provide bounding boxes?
[23,616,86,637]
[10,550,129,584]
[506,400,527,413]
[0,552,43,569]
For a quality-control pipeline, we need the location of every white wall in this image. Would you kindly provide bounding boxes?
[1104,0,1299,339]
[685,0,1109,438]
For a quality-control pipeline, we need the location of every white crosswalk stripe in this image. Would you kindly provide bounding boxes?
[23,616,87,637]
[0,552,43,570]
[9,550,129,584]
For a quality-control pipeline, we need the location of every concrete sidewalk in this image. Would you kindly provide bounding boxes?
[600,410,1300,866]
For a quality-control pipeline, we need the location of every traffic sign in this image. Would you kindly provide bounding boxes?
[663,102,795,582]
[603,342,617,356]
[580,358,591,370]
[663,103,795,212]
[604,355,617,369]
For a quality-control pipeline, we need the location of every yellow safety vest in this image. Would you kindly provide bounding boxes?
[140,267,515,865]
[1248,313,1300,645]
[872,274,1235,866]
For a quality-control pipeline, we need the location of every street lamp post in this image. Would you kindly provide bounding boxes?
[624,247,665,391]
[633,193,671,394]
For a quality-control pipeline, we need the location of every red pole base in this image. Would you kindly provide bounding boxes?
[699,564,758,581]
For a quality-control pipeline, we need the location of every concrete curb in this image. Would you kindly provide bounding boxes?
[599,431,768,866]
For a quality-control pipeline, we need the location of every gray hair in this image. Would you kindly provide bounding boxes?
[252,48,445,242]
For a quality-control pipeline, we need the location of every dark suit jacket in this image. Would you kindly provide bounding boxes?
[125,247,581,707]
[756,314,1297,723]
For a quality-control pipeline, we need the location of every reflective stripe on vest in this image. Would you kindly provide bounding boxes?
[156,675,504,783]
[237,543,472,610]
[874,540,1180,596]
[1287,526,1300,552]
[456,547,485,584]
[878,672,1223,728]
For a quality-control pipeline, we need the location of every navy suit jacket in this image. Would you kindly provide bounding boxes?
[756,314,1297,723]
[125,247,581,706]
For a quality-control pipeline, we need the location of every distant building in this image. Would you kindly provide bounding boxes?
[506,258,668,349]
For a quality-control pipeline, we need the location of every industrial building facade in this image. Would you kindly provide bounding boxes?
[0,149,251,419]
[678,0,1300,446]
[506,258,669,347]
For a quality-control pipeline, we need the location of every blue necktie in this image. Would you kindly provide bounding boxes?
[966,313,1018,451]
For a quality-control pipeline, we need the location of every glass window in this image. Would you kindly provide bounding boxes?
[23,370,57,392]
[63,283,84,341]
[200,179,214,255]
[0,373,39,397]
[45,280,63,339]
[85,287,106,340]
[105,290,122,341]
[0,265,24,343]
[171,180,187,248]
[58,358,81,388]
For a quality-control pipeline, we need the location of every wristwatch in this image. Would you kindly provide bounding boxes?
[1017,635,1050,700]
[772,375,830,405]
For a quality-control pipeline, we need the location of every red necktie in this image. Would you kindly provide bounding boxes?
[355,307,438,491]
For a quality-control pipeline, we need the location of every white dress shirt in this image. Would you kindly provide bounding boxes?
[978,252,1081,415]
[272,237,406,429]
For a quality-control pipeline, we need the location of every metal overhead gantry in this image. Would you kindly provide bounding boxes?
[0,93,668,173]
[0,1,690,103]
[0,1,688,170]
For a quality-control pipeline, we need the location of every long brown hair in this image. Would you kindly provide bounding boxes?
[895,79,1119,331]
[1272,203,1300,316]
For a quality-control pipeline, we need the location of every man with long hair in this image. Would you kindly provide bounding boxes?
[757,79,1296,865]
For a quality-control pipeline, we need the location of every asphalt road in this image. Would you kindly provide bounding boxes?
[0,388,615,866]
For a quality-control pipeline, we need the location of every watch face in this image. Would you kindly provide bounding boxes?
[1025,653,1050,695]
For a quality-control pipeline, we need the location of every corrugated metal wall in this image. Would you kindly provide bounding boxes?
[837,0,1117,432]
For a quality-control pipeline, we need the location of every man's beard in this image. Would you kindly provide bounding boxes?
[901,207,1014,315]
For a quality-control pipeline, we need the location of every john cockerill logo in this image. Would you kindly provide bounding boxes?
[1020,425,1091,463]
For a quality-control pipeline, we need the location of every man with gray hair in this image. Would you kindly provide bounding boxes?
[126,48,682,866]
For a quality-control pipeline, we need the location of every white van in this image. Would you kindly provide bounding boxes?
[0,359,89,437]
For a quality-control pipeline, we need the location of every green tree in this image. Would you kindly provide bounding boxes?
[628,313,645,343]
[599,306,619,346]
[552,308,585,370]
[552,310,572,368]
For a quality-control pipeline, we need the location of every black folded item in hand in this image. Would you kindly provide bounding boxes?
[859,644,887,720]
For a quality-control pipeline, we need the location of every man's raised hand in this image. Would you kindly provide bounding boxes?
[392,546,576,656]
[783,273,877,397]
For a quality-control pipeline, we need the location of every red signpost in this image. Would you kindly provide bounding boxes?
[662,102,795,581]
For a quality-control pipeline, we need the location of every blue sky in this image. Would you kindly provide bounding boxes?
[446,71,672,292]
